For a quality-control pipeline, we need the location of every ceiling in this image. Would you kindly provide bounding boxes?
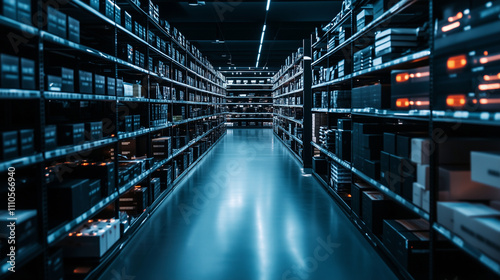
[158,0,342,69]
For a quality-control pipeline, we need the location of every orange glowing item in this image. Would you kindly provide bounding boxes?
[480,54,500,65]
[441,21,461,33]
[479,98,500,104]
[446,95,466,107]
[347,194,352,198]
[478,83,500,91]
[76,233,83,237]
[447,55,467,70]
[100,163,107,166]
[448,12,463,22]
[396,73,409,82]
[396,98,410,108]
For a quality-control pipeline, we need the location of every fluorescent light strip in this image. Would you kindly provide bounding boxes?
[257,1,271,67]
[266,0,271,11]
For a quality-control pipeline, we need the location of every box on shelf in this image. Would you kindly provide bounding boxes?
[20,58,36,90]
[18,129,35,156]
[48,179,90,222]
[2,0,16,20]
[106,77,115,96]
[391,66,430,110]
[57,123,85,146]
[64,228,107,258]
[439,166,500,200]
[78,70,93,94]
[94,74,105,95]
[44,125,57,150]
[0,54,19,89]
[67,16,80,43]
[119,186,148,216]
[74,162,116,197]
[47,6,66,38]
[88,179,102,207]
[85,121,103,141]
[471,152,500,189]
[0,131,18,160]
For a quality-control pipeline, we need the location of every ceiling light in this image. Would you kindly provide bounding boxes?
[266,0,271,11]
[189,0,205,6]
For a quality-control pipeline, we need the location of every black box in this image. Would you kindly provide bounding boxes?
[116,78,124,96]
[47,6,66,38]
[391,67,430,110]
[49,179,90,222]
[156,166,172,191]
[119,187,148,216]
[133,115,140,131]
[120,139,136,158]
[152,137,172,159]
[67,16,80,43]
[120,115,133,132]
[44,125,57,150]
[85,121,103,141]
[0,54,19,89]
[106,77,115,96]
[124,11,132,32]
[383,219,430,279]
[18,129,34,156]
[351,182,375,218]
[364,159,380,180]
[150,178,161,203]
[383,133,396,154]
[94,74,105,95]
[0,210,38,250]
[313,157,328,175]
[47,249,64,280]
[352,84,390,109]
[2,0,16,20]
[46,75,62,91]
[78,70,93,94]
[380,151,391,186]
[61,67,74,92]
[89,179,102,207]
[362,191,397,235]
[58,123,85,146]
[0,131,18,160]
[20,58,36,90]
[74,162,116,197]
[105,0,114,20]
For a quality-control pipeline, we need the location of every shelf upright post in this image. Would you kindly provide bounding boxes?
[303,39,313,169]
[428,0,438,279]
[113,13,120,218]
[36,0,49,278]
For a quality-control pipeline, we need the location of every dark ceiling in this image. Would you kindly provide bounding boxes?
[157,0,342,69]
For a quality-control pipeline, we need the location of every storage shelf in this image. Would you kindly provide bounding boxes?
[312,75,352,89]
[227,84,272,87]
[117,97,150,103]
[352,167,430,220]
[225,103,271,106]
[432,111,500,127]
[277,126,303,145]
[117,129,150,140]
[312,170,351,211]
[274,104,303,108]
[227,96,273,99]
[44,92,116,101]
[273,113,303,125]
[227,118,273,121]
[433,223,500,276]
[44,138,117,160]
[312,108,351,113]
[0,89,40,99]
[311,142,351,170]
[273,88,304,99]
[273,70,304,90]
[227,89,272,92]
[312,10,352,49]
[0,15,39,36]
[0,243,42,275]
[0,154,44,173]
[47,192,120,245]
[273,54,305,82]
[352,108,431,121]
[72,0,117,27]
[351,50,430,78]
[273,132,303,164]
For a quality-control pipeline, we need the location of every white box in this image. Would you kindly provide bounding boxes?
[413,182,424,207]
[460,216,500,262]
[123,83,133,97]
[417,164,430,189]
[133,84,142,97]
[439,166,500,200]
[471,151,500,189]
[99,219,121,247]
[453,204,500,235]
[411,138,500,165]
[437,202,472,230]
[64,229,108,258]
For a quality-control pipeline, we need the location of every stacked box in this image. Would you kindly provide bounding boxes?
[119,187,148,216]
[352,84,390,109]
[375,28,418,58]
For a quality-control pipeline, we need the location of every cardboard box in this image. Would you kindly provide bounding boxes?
[0,131,18,160]
[67,16,80,43]
[49,179,90,222]
[471,152,500,189]
[18,129,34,156]
[412,182,424,208]
[64,229,108,258]
[461,216,500,262]
[0,54,19,89]
[58,123,85,146]
[416,164,430,189]
[439,166,500,200]
[20,58,36,90]
[44,125,57,150]
[437,202,497,230]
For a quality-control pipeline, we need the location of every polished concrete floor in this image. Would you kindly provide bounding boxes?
[99,129,398,280]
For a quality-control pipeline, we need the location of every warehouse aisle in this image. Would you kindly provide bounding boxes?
[99,129,398,280]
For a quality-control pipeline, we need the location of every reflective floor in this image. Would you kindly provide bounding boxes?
[99,129,398,280]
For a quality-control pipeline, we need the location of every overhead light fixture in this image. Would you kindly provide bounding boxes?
[212,39,225,44]
[266,0,271,11]
[188,0,205,6]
